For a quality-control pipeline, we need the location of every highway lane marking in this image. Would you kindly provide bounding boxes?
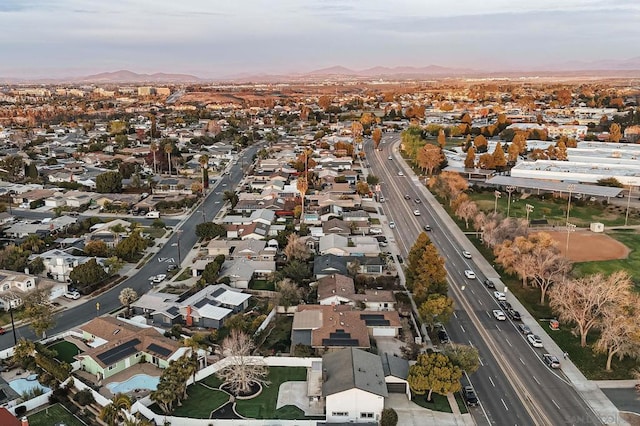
[532,376,541,385]
[505,338,512,347]
[551,400,561,410]
[489,376,495,387]
[501,398,509,411]
[495,324,501,331]
[468,340,474,347]
[460,325,466,333]
[479,357,484,366]
[453,311,458,318]
[519,357,525,365]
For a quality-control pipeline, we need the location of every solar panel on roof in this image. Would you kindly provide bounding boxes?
[97,339,140,365]
[194,298,213,308]
[146,343,172,357]
[211,287,226,297]
[322,338,360,346]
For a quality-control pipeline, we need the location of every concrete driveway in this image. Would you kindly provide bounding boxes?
[375,337,405,357]
[385,394,472,426]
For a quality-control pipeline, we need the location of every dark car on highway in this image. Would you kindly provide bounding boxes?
[463,386,479,406]
[438,329,450,344]
[484,279,495,288]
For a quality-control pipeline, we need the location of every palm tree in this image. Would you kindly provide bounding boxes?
[198,154,209,193]
[109,223,127,246]
[164,143,173,176]
[99,393,132,426]
[150,142,158,174]
[118,287,138,317]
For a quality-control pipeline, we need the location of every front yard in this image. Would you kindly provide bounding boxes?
[48,340,82,363]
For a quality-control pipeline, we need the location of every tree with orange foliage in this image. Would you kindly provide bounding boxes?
[473,135,488,153]
[464,146,476,169]
[372,128,382,150]
[609,123,622,143]
[437,129,446,148]
[417,144,444,176]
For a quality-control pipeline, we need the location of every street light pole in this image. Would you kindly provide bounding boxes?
[625,185,633,226]
[177,230,183,266]
[506,186,516,217]
[566,184,576,224]
[493,190,501,214]
[566,222,576,257]
[9,305,17,345]
[525,204,534,225]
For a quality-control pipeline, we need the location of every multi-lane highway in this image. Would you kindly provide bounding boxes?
[0,143,261,349]
[366,134,601,426]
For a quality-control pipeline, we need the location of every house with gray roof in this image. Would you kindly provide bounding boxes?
[381,352,410,398]
[322,347,387,423]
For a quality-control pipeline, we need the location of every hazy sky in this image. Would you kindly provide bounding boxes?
[1,0,639,78]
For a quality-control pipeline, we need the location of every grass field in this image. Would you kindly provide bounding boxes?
[572,230,640,284]
[259,315,293,355]
[467,191,640,227]
[28,404,84,426]
[250,279,275,291]
[235,367,308,419]
[48,340,81,363]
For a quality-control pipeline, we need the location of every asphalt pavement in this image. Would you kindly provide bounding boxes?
[365,136,609,425]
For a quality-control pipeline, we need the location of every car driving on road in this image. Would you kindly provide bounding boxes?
[461,250,472,259]
[388,221,395,229]
[414,198,421,204]
[518,324,532,335]
[413,210,420,216]
[493,309,506,321]
[507,309,522,321]
[404,194,411,200]
[484,279,495,288]
[464,270,476,279]
[423,224,431,231]
[398,171,404,176]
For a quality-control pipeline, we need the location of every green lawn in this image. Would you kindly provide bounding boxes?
[467,191,640,227]
[234,367,307,419]
[411,392,452,413]
[143,226,167,239]
[250,279,275,291]
[572,230,640,285]
[455,392,468,414]
[28,404,84,426]
[154,383,230,419]
[48,340,81,363]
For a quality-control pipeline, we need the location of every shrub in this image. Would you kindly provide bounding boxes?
[15,406,26,417]
[73,389,95,405]
[380,408,398,426]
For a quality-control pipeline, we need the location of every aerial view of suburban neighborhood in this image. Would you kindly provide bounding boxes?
[1,2,640,426]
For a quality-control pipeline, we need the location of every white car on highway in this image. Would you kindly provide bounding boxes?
[461,250,472,259]
[492,310,506,321]
[493,291,506,301]
[464,270,476,279]
[413,210,421,216]
[398,171,404,176]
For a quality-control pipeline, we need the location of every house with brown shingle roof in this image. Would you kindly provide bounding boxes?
[77,316,186,380]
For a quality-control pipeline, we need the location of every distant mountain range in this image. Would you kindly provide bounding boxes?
[1,59,639,83]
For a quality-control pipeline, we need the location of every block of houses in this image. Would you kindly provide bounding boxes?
[291,305,401,352]
[0,271,67,310]
[219,258,275,289]
[317,274,395,311]
[322,347,388,423]
[322,218,350,236]
[77,316,186,381]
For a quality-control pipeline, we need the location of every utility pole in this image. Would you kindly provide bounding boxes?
[525,204,534,225]
[493,190,501,214]
[506,186,516,217]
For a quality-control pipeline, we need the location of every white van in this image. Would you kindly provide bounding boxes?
[145,211,160,218]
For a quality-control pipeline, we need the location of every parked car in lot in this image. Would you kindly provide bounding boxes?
[518,323,532,335]
[493,310,506,321]
[370,228,383,234]
[463,386,479,406]
[543,353,561,369]
[464,270,476,279]
[167,264,178,272]
[461,250,472,259]
[527,334,544,348]
[484,279,495,288]
[152,274,167,283]
[64,291,81,300]
[493,291,506,301]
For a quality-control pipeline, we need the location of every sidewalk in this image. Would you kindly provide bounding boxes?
[392,141,628,426]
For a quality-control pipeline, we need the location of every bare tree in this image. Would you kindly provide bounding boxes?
[216,330,269,395]
[549,271,632,347]
[530,246,571,304]
[455,200,478,229]
[283,234,310,261]
[593,295,640,371]
[276,278,302,309]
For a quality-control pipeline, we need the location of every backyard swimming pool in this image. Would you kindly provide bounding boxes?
[9,374,51,395]
[106,374,160,394]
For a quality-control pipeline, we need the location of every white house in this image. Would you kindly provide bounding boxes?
[322,348,387,423]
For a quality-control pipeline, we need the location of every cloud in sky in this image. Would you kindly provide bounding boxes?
[1,0,639,77]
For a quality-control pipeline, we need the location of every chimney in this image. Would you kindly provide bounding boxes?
[21,417,29,426]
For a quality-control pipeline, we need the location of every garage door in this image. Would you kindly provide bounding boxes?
[386,383,406,393]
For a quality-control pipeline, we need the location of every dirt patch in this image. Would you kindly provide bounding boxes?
[543,231,630,262]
